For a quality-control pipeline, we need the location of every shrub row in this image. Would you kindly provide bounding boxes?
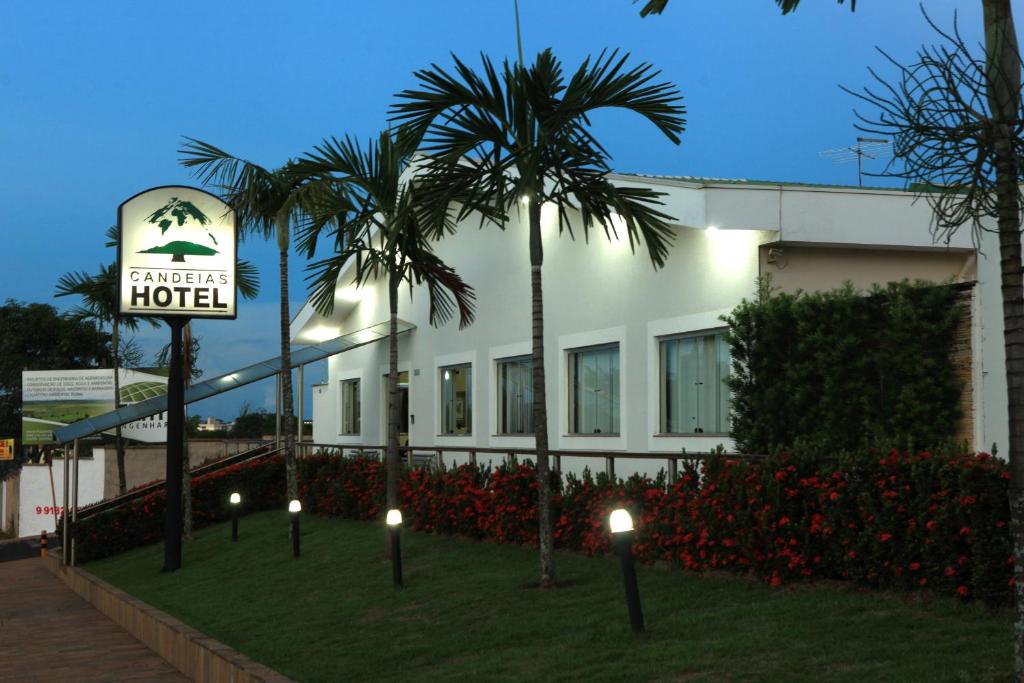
[68,454,285,563]
[299,449,1013,604]
[72,448,1013,604]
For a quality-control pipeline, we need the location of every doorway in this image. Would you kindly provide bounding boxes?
[383,371,410,446]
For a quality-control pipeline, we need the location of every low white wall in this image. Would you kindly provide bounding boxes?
[17,449,105,536]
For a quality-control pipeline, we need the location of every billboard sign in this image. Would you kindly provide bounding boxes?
[118,186,237,319]
[0,439,13,461]
[21,369,169,445]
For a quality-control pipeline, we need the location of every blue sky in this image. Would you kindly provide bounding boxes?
[0,0,991,421]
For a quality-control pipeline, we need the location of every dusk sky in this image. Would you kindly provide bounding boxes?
[0,1,991,421]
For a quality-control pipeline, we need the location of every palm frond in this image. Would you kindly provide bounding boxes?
[236,259,260,300]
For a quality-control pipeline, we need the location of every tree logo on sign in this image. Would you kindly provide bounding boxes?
[137,197,220,263]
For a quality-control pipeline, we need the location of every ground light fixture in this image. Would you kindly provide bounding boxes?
[386,509,403,588]
[229,492,241,542]
[289,499,302,558]
[610,508,645,633]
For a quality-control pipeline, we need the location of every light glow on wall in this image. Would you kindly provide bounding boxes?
[306,325,341,343]
[705,227,758,279]
[336,285,364,303]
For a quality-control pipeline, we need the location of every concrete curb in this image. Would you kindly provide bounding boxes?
[44,553,296,683]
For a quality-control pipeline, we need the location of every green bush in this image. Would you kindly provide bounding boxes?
[724,279,964,454]
[67,454,285,563]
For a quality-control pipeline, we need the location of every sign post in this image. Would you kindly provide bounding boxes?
[118,186,236,572]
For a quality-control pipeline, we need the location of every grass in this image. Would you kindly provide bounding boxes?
[88,510,1012,682]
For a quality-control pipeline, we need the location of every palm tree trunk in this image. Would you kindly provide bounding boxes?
[277,215,298,501]
[112,319,127,496]
[387,272,401,511]
[982,1,1024,676]
[529,198,556,588]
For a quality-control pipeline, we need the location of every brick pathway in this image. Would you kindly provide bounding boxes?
[0,558,186,682]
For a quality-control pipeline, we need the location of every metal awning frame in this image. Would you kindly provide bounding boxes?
[52,319,414,444]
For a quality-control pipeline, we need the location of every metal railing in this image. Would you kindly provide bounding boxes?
[294,442,770,484]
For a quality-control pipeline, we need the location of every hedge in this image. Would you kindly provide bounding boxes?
[724,280,964,454]
[67,454,286,563]
[72,449,1013,604]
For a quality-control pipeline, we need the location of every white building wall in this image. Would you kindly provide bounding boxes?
[295,179,1009,474]
[17,450,105,536]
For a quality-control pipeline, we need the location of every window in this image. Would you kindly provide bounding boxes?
[340,378,360,435]
[659,331,730,434]
[568,344,619,435]
[497,356,533,434]
[440,364,472,435]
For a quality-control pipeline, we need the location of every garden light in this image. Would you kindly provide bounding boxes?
[387,508,403,588]
[289,499,301,558]
[610,508,645,633]
[230,492,241,543]
[609,508,634,534]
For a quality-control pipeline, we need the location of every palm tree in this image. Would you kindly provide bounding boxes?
[55,260,154,495]
[392,49,685,586]
[292,129,476,514]
[179,139,319,502]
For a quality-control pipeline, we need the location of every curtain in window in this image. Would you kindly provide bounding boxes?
[661,333,730,433]
[571,345,619,435]
[498,357,533,434]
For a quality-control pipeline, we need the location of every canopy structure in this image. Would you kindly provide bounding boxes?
[52,320,414,444]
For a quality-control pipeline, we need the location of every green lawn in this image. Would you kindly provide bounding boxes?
[88,510,1012,682]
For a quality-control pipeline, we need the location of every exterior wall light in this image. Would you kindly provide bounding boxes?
[229,492,241,542]
[610,508,645,633]
[387,508,403,588]
[289,499,302,557]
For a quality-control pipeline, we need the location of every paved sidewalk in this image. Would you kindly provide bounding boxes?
[0,558,186,682]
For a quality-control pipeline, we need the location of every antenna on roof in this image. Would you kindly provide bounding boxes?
[819,137,890,187]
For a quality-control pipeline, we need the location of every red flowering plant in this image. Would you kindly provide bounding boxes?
[73,446,1012,605]
[400,463,490,538]
[298,454,385,521]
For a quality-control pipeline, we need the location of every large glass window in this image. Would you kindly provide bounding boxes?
[440,364,472,435]
[340,378,360,435]
[660,331,730,434]
[497,356,533,434]
[568,344,620,435]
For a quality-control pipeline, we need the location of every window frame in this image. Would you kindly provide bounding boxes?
[657,328,731,436]
[566,342,621,437]
[339,377,361,436]
[495,354,534,436]
[439,362,473,436]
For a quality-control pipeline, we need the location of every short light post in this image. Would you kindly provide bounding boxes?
[610,508,645,633]
[229,492,241,542]
[289,499,302,558]
[386,509,403,588]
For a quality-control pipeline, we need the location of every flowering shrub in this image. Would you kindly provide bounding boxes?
[296,449,1011,604]
[74,448,1013,604]
[69,454,286,563]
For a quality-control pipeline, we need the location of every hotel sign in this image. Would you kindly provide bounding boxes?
[118,186,237,319]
